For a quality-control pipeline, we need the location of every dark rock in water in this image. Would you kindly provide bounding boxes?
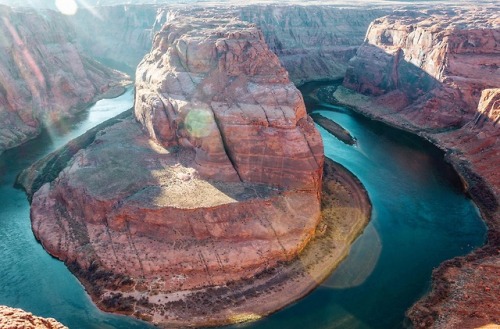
[311,113,357,146]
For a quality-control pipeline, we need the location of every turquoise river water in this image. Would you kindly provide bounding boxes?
[0,84,486,328]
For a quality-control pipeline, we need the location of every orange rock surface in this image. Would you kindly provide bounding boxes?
[0,306,67,329]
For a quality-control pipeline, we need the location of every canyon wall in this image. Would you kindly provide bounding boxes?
[70,5,159,74]
[69,5,388,82]
[21,15,325,327]
[0,5,128,154]
[338,8,500,328]
[239,5,388,84]
[344,8,499,130]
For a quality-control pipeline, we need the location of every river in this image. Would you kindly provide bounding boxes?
[0,84,486,328]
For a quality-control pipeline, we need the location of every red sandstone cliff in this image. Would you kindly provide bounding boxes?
[0,5,129,154]
[23,15,324,327]
[135,16,323,190]
[338,8,500,328]
[344,8,499,130]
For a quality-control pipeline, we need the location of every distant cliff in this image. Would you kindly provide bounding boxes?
[0,5,128,154]
[69,5,159,75]
[239,5,387,84]
[69,5,388,83]
[344,8,499,130]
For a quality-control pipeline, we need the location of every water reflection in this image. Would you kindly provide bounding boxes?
[324,224,382,289]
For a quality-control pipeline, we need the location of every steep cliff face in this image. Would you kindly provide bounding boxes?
[70,5,159,74]
[239,5,388,84]
[0,305,67,329]
[344,8,499,130]
[0,5,128,154]
[22,16,326,327]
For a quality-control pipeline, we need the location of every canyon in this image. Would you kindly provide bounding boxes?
[0,1,498,328]
[0,5,129,155]
[68,4,388,82]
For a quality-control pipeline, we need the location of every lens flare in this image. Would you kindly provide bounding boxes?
[185,108,214,138]
[55,0,78,16]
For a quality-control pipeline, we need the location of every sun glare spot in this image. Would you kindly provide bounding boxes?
[55,0,78,16]
[185,108,214,138]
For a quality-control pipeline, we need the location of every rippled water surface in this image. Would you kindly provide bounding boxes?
[0,84,486,328]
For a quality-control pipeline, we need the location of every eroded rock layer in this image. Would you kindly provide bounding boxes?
[0,5,129,154]
[69,5,389,83]
[239,5,388,84]
[23,16,325,327]
[135,16,323,191]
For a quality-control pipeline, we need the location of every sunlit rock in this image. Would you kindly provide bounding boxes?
[0,305,67,329]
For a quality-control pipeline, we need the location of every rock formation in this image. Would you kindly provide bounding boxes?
[0,5,129,154]
[336,7,500,328]
[0,305,67,329]
[135,16,323,190]
[21,16,327,327]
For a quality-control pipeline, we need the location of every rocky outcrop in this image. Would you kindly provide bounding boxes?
[21,16,327,327]
[0,305,67,329]
[341,7,499,212]
[0,5,129,154]
[135,16,323,190]
[336,7,499,328]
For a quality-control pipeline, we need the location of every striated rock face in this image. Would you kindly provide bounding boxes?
[0,5,129,154]
[23,16,324,327]
[0,305,67,329]
[135,16,323,190]
[344,8,500,130]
